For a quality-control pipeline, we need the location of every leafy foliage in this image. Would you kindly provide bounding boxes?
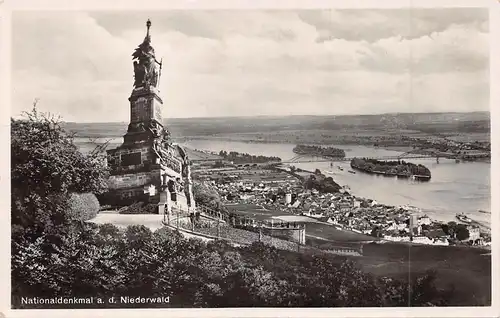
[11,103,110,304]
[455,226,470,241]
[12,223,458,308]
[293,144,346,158]
[218,150,281,164]
[351,158,431,177]
[192,182,227,214]
[11,104,108,233]
[442,222,470,241]
[303,170,342,193]
[11,106,108,197]
[67,192,100,221]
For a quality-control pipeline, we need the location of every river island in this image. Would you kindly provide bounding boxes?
[293,144,346,158]
[350,157,432,181]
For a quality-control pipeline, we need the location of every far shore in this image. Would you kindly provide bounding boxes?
[177,136,421,155]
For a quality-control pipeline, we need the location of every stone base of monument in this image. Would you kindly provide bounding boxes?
[98,187,152,208]
[101,185,193,214]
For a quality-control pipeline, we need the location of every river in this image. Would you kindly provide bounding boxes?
[180,139,491,228]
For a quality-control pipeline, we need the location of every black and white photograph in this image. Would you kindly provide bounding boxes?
[1,0,498,317]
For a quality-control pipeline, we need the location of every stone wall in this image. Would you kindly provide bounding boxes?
[107,143,155,175]
[99,186,151,207]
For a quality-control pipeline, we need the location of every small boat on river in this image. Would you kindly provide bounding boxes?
[410,174,431,181]
[456,213,472,223]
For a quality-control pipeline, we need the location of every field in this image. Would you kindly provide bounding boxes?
[225,203,281,221]
[63,111,490,141]
[211,168,295,182]
[88,211,491,305]
[67,112,490,159]
[358,242,491,305]
[304,222,375,242]
[302,235,492,305]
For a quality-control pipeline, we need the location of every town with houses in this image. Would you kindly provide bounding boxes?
[191,150,489,248]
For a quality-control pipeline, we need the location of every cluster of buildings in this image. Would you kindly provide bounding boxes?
[405,136,490,154]
[199,165,486,247]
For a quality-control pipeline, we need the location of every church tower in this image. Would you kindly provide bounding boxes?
[105,20,195,216]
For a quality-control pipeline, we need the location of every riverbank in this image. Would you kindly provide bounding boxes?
[73,136,491,236]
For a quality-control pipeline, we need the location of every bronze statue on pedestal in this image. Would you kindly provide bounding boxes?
[132,19,162,89]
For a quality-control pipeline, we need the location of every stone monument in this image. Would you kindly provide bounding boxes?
[106,19,195,216]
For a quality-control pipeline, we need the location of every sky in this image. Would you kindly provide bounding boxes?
[11,9,489,122]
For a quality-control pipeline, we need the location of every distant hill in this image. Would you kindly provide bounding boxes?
[61,111,490,138]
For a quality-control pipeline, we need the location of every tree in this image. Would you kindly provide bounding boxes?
[441,224,449,235]
[455,224,470,241]
[371,226,382,238]
[192,182,227,214]
[11,103,110,306]
[445,221,458,238]
[11,103,109,234]
[409,269,455,306]
[213,160,224,168]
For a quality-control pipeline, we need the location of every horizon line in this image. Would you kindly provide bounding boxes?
[58,110,490,124]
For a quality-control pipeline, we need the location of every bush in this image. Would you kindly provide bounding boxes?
[67,192,100,221]
[12,218,464,308]
[118,202,158,214]
[192,182,228,214]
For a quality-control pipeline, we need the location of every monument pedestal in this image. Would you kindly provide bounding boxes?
[104,20,195,214]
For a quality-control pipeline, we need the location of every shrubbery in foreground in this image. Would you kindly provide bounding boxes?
[12,223,455,308]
